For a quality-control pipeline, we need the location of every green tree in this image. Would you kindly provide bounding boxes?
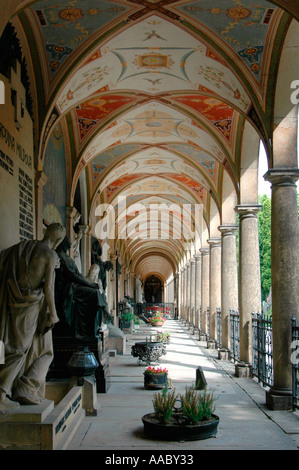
[258,194,271,301]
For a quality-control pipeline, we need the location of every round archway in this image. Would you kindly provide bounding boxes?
[144,275,163,303]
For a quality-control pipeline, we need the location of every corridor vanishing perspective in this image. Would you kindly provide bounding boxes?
[68,318,299,451]
[0,0,298,451]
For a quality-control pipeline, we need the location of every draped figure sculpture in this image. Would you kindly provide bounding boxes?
[0,223,65,412]
[90,237,114,325]
[54,236,108,341]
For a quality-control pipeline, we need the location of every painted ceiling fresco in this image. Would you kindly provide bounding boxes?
[11,0,294,278]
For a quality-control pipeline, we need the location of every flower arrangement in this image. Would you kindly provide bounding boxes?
[149,312,166,324]
[144,366,168,375]
[155,331,170,343]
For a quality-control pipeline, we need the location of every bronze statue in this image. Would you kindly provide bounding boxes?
[54,236,108,341]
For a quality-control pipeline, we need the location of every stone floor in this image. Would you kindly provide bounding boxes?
[67,319,299,454]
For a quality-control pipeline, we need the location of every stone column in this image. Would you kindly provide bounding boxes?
[34,170,47,240]
[78,224,91,276]
[174,272,179,318]
[178,270,182,318]
[194,253,202,331]
[180,268,185,319]
[182,268,186,320]
[264,169,299,409]
[218,225,239,355]
[190,258,196,327]
[200,247,210,338]
[208,238,221,346]
[185,263,191,322]
[235,204,262,372]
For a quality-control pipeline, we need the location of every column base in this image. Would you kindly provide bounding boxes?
[235,362,252,378]
[207,339,217,349]
[218,348,230,360]
[199,333,207,341]
[265,387,293,410]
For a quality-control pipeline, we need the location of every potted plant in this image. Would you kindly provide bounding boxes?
[155,330,170,344]
[120,311,134,329]
[149,312,166,327]
[134,316,141,329]
[142,384,219,441]
[144,366,168,390]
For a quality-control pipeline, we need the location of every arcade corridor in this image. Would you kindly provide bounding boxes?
[0,0,298,451]
[67,319,299,451]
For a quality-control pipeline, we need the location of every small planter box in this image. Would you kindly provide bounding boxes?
[144,373,168,390]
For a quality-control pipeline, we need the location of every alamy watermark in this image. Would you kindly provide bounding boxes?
[0,80,4,104]
[290,80,299,105]
[0,340,4,364]
[95,196,202,248]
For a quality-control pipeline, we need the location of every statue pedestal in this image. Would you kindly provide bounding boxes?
[107,324,126,355]
[0,385,84,450]
[48,334,111,393]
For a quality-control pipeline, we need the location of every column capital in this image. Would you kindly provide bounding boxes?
[218,224,238,236]
[194,253,202,260]
[200,246,210,256]
[207,237,221,248]
[264,168,299,187]
[235,204,262,218]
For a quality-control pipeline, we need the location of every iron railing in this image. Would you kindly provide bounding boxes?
[292,317,299,411]
[251,313,273,388]
[145,302,175,318]
[216,308,222,348]
[230,309,240,362]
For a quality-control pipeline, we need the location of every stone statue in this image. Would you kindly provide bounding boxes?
[90,238,114,325]
[87,263,114,325]
[91,237,114,292]
[0,223,66,412]
[55,236,108,341]
[72,209,82,273]
[87,264,103,293]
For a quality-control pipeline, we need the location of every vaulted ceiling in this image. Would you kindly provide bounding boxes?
[8,0,297,282]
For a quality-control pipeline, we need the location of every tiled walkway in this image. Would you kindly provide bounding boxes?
[67,319,299,452]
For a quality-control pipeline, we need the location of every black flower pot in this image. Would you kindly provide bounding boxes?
[144,372,168,390]
[142,413,220,441]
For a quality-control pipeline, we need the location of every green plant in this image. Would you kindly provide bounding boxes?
[121,311,134,322]
[152,385,178,424]
[134,316,141,325]
[180,386,216,425]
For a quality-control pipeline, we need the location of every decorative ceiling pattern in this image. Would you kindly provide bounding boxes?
[11,0,293,281]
